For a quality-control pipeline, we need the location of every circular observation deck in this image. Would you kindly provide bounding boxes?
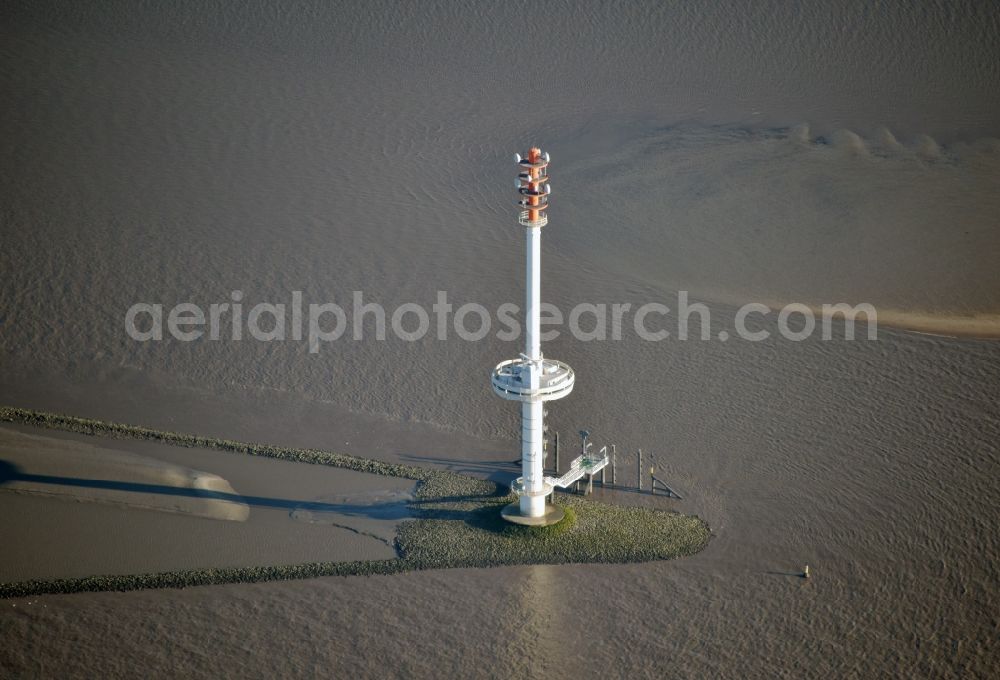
[518,210,548,228]
[491,358,575,402]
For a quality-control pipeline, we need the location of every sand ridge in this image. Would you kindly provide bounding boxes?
[0,428,249,521]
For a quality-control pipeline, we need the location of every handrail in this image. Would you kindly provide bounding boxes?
[518,210,547,227]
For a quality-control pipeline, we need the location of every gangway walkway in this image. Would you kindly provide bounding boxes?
[509,445,611,498]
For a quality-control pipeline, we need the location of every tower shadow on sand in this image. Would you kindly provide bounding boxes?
[0,458,409,519]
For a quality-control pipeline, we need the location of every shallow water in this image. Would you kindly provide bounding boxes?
[1,1,999,677]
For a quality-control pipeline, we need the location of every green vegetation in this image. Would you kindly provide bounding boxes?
[402,498,708,569]
[0,406,711,598]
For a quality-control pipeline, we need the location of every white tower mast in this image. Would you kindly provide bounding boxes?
[492,147,575,524]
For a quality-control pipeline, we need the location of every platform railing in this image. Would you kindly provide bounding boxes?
[518,210,548,228]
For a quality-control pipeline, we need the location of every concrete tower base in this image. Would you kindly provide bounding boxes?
[500,502,565,527]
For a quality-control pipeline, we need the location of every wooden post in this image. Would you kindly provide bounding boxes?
[600,448,606,486]
[554,432,560,474]
[587,473,593,495]
[611,445,617,486]
[638,449,643,491]
[650,475,683,500]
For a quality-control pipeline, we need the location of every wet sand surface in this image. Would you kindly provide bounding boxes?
[0,425,413,581]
